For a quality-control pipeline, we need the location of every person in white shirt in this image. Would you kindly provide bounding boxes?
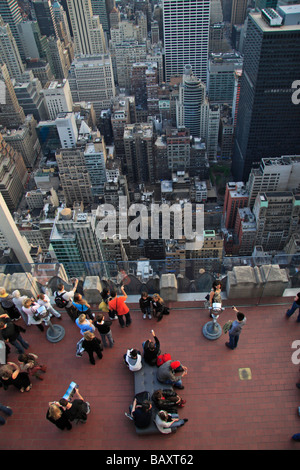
[37,293,61,319]
[54,279,79,322]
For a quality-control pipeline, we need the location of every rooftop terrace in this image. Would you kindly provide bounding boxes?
[0,258,299,452]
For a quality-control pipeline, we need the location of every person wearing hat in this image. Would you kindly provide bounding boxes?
[225,306,247,350]
[156,359,187,390]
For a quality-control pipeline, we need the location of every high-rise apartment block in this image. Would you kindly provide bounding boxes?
[253,191,300,252]
[163,0,210,83]
[223,182,249,229]
[55,147,93,206]
[123,122,155,184]
[232,9,300,181]
[0,133,27,211]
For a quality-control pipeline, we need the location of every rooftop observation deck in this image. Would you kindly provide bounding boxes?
[0,257,299,453]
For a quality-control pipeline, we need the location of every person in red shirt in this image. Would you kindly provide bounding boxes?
[108,285,132,328]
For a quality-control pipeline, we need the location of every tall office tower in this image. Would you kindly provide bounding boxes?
[0,133,27,212]
[253,191,300,252]
[52,0,72,45]
[50,206,108,278]
[66,0,107,55]
[0,193,33,265]
[91,0,110,36]
[41,79,73,120]
[109,5,120,29]
[163,0,210,84]
[32,0,59,38]
[0,0,24,60]
[176,65,205,138]
[0,15,24,81]
[55,147,93,205]
[68,54,115,118]
[0,63,25,129]
[247,155,300,208]
[14,74,48,121]
[231,0,248,25]
[207,52,243,105]
[232,9,300,182]
[256,0,278,9]
[123,122,155,184]
[47,36,70,79]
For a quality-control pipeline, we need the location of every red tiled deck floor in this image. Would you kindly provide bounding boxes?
[1,298,300,451]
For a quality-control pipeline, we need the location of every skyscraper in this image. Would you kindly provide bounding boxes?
[232,9,300,182]
[163,0,210,83]
[0,0,24,59]
[66,0,106,55]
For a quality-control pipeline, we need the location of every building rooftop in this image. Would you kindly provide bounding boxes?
[0,294,299,452]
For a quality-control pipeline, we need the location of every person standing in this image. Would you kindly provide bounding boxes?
[37,293,61,320]
[72,293,94,320]
[286,292,300,322]
[59,388,90,423]
[22,298,45,332]
[108,285,131,328]
[0,362,32,392]
[93,314,114,347]
[0,288,21,321]
[82,331,103,365]
[0,315,29,354]
[54,279,79,322]
[46,402,72,430]
[12,290,28,323]
[0,403,13,425]
[139,292,152,319]
[225,307,247,350]
[75,314,95,336]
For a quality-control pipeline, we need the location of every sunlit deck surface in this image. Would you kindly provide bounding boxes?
[1,296,299,451]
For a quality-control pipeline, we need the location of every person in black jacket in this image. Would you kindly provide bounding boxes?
[139,292,152,319]
[0,315,29,354]
[59,388,90,423]
[93,314,114,347]
[46,402,72,430]
[142,329,160,366]
[82,331,103,365]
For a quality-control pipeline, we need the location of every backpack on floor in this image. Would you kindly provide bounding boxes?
[76,337,85,357]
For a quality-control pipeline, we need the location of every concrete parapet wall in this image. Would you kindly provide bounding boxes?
[226,264,289,299]
[160,273,178,301]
